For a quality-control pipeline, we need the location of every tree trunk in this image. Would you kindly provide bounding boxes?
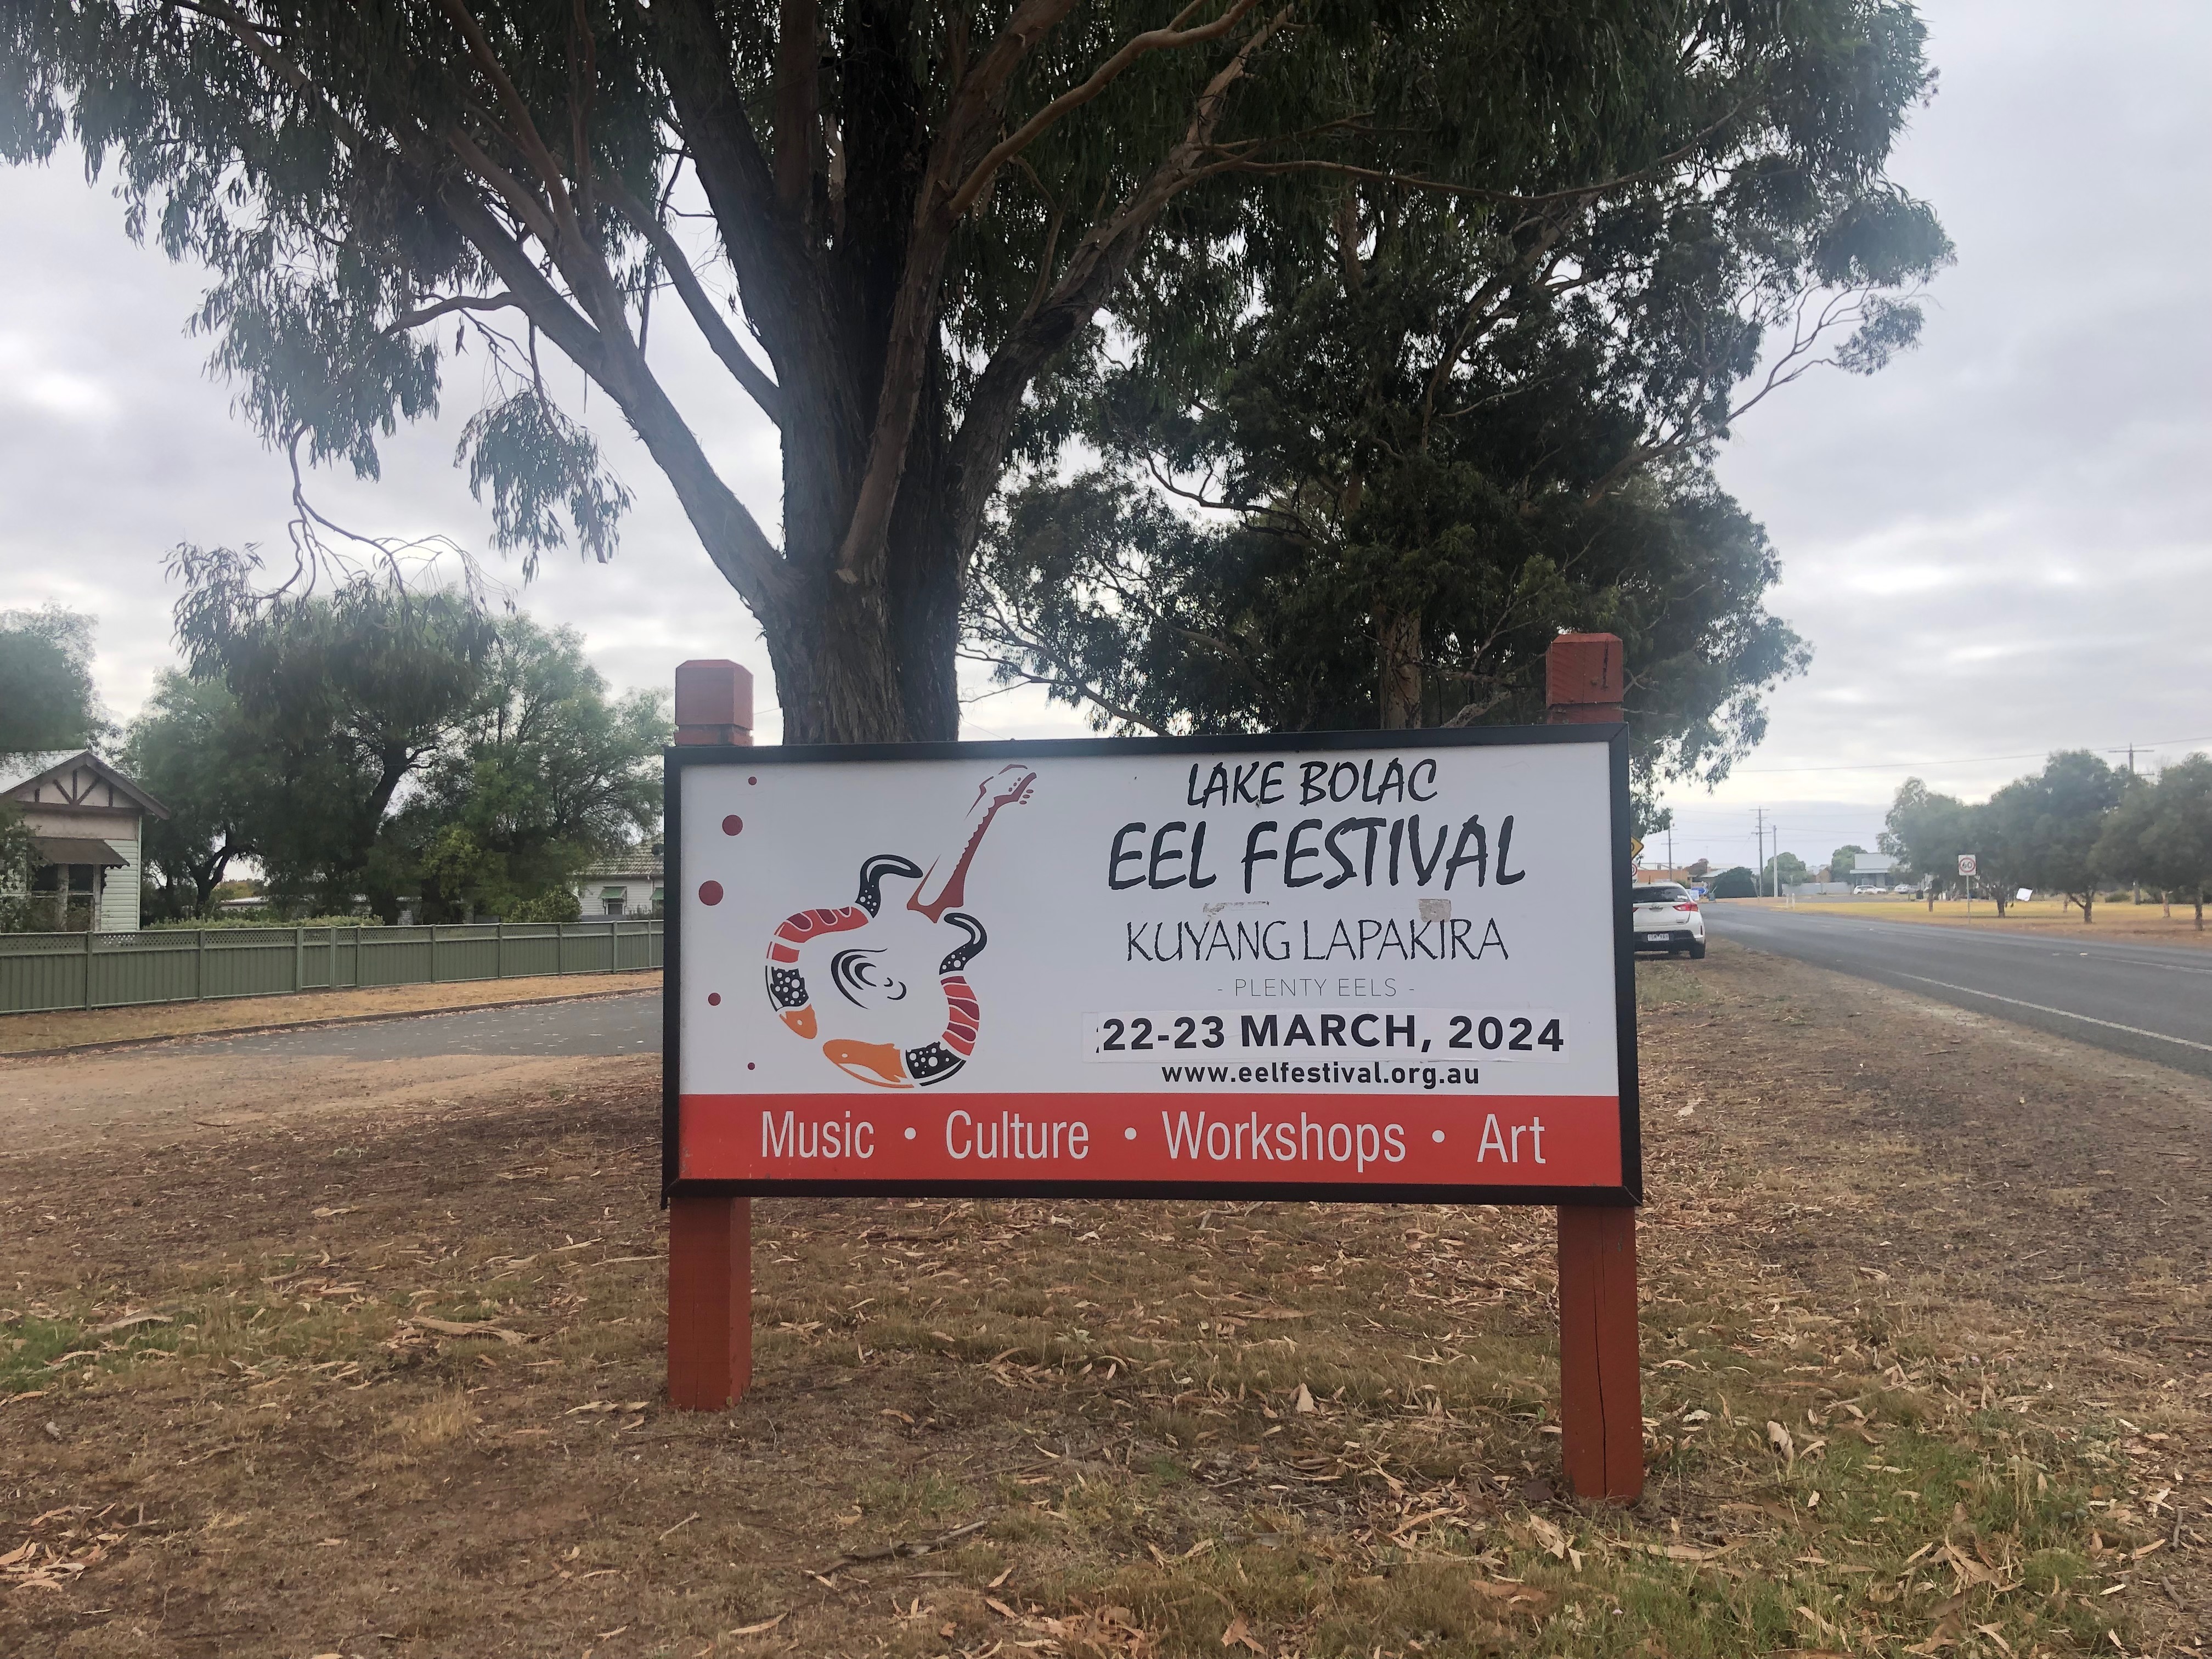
[759,349,963,746]
[1378,608,1423,730]
[2194,893,2203,930]
[2080,892,2094,924]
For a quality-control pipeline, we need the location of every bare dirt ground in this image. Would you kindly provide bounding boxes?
[1745,896,2211,947]
[1,944,2205,1658]
[0,971,664,1057]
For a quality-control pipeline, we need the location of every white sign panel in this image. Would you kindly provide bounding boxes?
[668,731,1638,1200]
[1958,854,1978,877]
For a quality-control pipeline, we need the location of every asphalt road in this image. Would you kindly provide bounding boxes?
[1700,905,2212,1080]
[199,990,664,1061]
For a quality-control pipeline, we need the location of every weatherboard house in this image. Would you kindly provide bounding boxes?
[1,751,171,931]
[571,842,664,918]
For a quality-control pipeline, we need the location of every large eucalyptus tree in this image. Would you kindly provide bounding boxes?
[965,0,1946,789]
[3,1,1907,742]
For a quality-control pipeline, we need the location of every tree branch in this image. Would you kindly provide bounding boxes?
[945,4,1294,575]
[436,0,584,244]
[644,0,825,392]
[945,0,1259,219]
[441,182,792,614]
[825,0,1085,588]
[385,292,519,334]
[603,173,785,426]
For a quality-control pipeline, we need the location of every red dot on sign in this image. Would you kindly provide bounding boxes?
[707,992,721,1007]
[721,814,743,836]
[747,1063,756,1071]
[698,881,724,906]
[748,775,758,785]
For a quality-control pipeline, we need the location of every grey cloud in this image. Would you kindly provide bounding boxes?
[0,1,2203,810]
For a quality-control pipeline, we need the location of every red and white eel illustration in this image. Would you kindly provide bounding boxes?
[763,764,1036,1087]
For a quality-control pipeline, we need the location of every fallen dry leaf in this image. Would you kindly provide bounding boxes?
[91,1311,171,1336]
[411,1316,528,1345]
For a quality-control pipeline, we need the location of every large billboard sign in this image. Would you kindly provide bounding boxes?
[664,728,1639,1204]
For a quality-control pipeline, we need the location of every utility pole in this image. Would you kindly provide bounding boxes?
[1666,823,1675,882]
[2127,743,2140,902]
[1754,808,1766,898]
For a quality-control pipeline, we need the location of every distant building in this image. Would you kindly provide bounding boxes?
[1848,853,1901,888]
[1,750,171,931]
[572,842,664,918]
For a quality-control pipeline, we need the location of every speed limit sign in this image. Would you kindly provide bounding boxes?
[1957,854,1978,876]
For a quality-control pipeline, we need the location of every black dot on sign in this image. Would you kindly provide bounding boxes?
[722,814,743,836]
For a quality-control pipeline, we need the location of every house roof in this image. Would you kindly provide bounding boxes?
[0,750,171,819]
[574,847,663,879]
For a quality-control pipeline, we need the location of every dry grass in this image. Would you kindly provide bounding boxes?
[0,969,663,1054]
[0,945,2204,1656]
[1733,895,2210,946]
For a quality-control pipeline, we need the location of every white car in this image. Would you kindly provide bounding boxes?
[1631,882,1706,958]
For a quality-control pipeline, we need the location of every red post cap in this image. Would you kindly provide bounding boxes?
[1545,634,1623,724]
[674,660,754,746]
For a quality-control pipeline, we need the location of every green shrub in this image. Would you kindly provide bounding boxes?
[1710,865,1760,898]
[145,914,383,930]
[501,888,582,924]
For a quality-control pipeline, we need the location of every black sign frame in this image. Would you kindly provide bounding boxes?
[663,723,1640,1206]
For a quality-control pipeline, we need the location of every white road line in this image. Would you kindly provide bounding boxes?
[1887,972,2212,1055]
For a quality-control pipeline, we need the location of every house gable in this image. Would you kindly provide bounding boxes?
[1,751,171,819]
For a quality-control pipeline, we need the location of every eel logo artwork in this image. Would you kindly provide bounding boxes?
[763,765,1036,1087]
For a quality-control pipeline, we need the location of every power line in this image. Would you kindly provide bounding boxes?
[1733,735,2212,776]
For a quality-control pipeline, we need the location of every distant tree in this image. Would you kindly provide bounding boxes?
[0,605,105,759]
[1882,778,1972,911]
[1955,797,2030,916]
[122,672,281,919]
[1985,751,2124,924]
[1710,865,1759,899]
[1762,850,1809,890]
[1829,844,1866,882]
[391,616,665,919]
[171,563,490,917]
[2095,755,2212,930]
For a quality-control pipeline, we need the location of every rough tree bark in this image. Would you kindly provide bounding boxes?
[1377,609,1423,731]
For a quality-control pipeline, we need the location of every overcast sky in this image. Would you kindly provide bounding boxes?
[2,1,2205,873]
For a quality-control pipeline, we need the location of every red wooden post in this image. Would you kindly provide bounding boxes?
[1546,632,1645,1502]
[668,659,754,1410]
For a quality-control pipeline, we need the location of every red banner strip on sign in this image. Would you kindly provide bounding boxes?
[680,1093,1621,1187]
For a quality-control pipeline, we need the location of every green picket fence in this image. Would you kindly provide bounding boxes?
[0,921,662,1015]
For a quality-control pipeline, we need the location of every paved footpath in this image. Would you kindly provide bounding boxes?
[0,992,662,1153]
[202,989,663,1060]
[1701,905,2212,1080]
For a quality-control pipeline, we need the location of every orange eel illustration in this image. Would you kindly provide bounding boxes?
[764,765,1036,1087]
